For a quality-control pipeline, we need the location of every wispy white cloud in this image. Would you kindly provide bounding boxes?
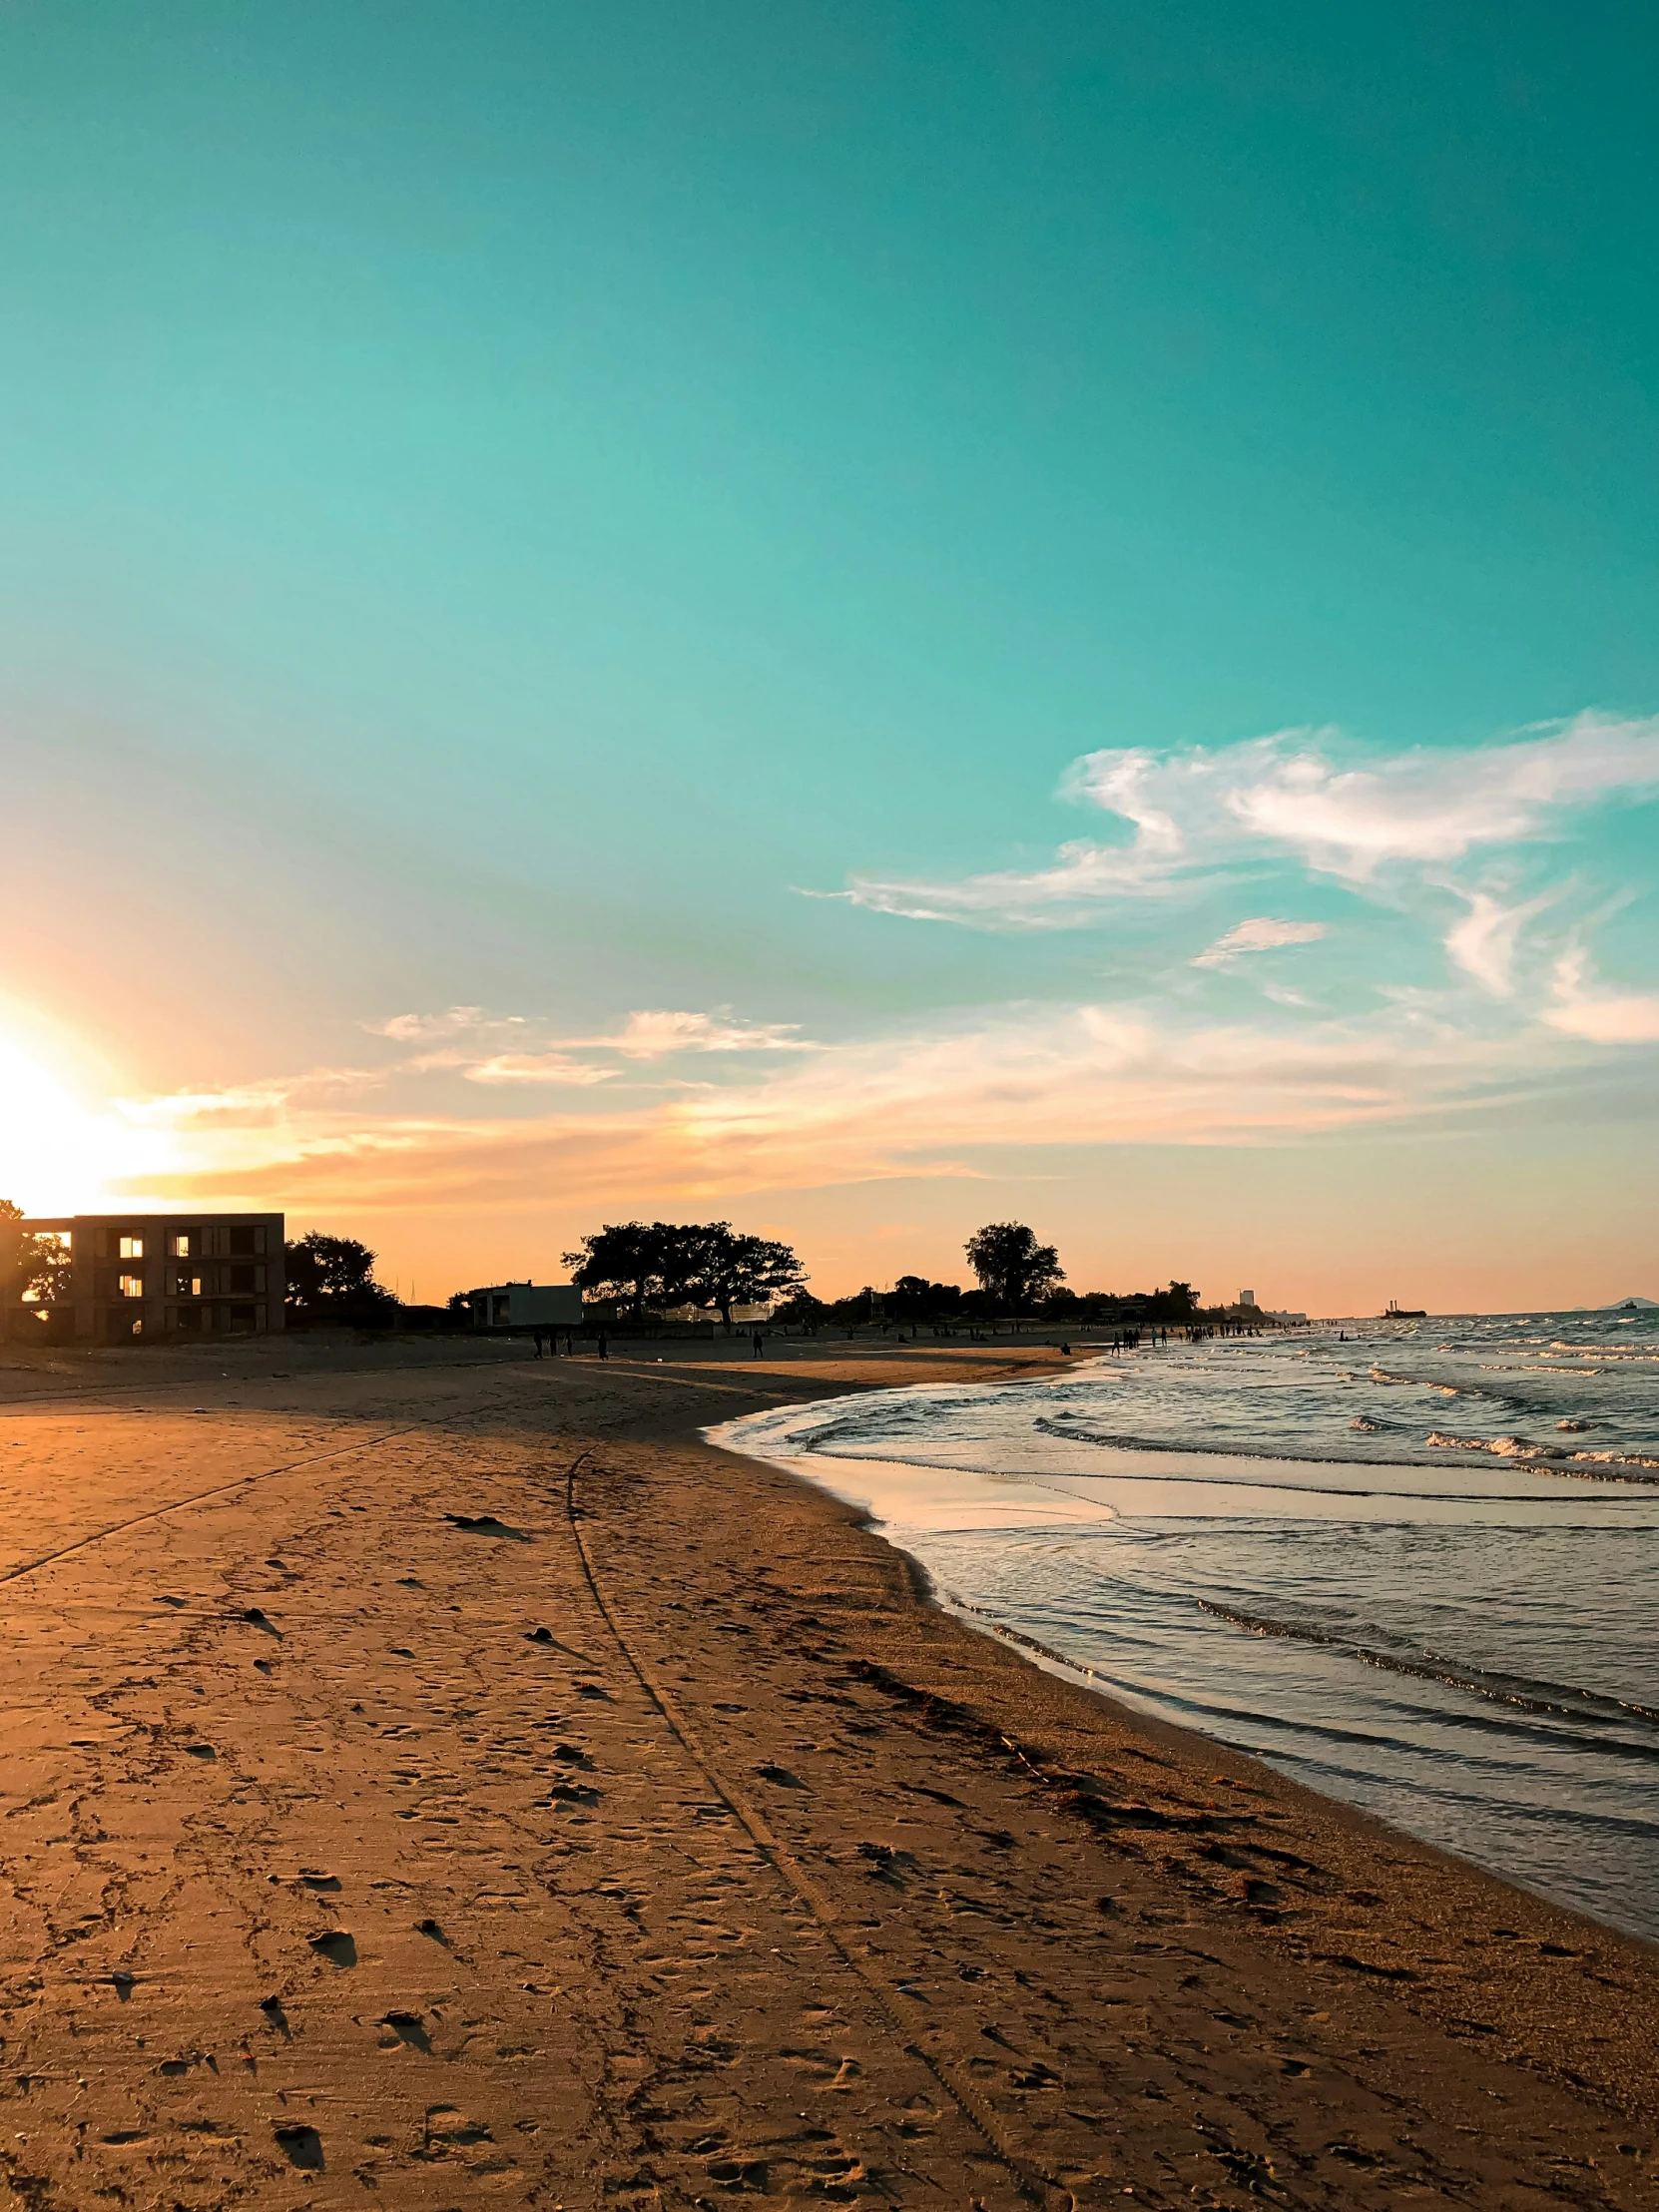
[115,1068,381,1124]
[107,990,1590,1218]
[369,1006,509,1042]
[598,1009,809,1058]
[835,714,1659,927]
[462,1054,620,1088]
[1192,916,1328,968]
[1441,887,1555,996]
[1542,949,1659,1042]
[370,1004,808,1071]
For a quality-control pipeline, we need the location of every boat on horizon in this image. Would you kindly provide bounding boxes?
[1382,1298,1427,1319]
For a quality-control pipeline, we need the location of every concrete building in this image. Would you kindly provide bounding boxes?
[463,1281,584,1333]
[2,1213,285,1344]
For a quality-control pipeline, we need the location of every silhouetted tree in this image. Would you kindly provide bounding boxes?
[890,1275,963,1321]
[682,1224,808,1329]
[1,1198,73,1305]
[563,1222,665,1320]
[284,1233,396,1319]
[564,1220,808,1327]
[964,1222,1064,1312]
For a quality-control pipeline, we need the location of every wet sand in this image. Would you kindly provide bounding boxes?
[0,1333,1653,2208]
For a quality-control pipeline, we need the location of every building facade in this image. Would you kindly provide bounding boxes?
[2,1213,285,1344]
[462,1282,584,1332]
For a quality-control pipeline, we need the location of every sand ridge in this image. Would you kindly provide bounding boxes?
[0,1337,1652,2207]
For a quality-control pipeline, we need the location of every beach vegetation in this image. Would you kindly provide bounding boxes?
[283,1232,400,1324]
[685,1224,809,1328]
[565,1219,808,1328]
[563,1222,686,1321]
[0,1199,75,1305]
[964,1222,1065,1313]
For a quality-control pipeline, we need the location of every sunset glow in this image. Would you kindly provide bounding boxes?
[0,1027,179,1216]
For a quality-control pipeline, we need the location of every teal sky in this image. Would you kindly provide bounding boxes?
[4,2,1657,1309]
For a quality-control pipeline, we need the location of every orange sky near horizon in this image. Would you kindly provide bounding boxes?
[3,1008,1651,1319]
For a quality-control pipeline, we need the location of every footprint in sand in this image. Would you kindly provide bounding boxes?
[423,2105,494,2148]
[274,2122,324,2170]
[546,1781,601,1807]
[308,1930,357,1967]
[380,2010,431,2051]
[443,1512,530,1541]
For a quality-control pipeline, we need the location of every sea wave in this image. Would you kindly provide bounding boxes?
[1192,1601,1659,1732]
[714,1306,1659,1939]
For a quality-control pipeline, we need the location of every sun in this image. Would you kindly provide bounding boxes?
[0,1025,175,1216]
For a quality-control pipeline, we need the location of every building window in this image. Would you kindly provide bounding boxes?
[174,1274,203,1298]
[230,1264,256,1294]
[119,1235,145,1260]
[170,1231,198,1258]
[229,1303,257,1330]
[230,1225,263,1257]
[117,1273,144,1300]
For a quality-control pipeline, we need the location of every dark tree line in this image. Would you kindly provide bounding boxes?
[773,1222,1200,1331]
[6,1198,1201,1339]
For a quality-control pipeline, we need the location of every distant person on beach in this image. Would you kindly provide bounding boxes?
[597,1332,608,1361]
[752,1330,764,1357]
[531,1328,546,1359]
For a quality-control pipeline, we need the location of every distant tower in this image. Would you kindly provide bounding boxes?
[1238,1290,1258,1308]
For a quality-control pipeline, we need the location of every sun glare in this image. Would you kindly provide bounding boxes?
[0,1030,175,1214]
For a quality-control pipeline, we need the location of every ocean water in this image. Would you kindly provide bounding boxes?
[713,1310,1659,1942]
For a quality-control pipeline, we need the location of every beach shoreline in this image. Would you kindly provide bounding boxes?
[0,1334,1653,2206]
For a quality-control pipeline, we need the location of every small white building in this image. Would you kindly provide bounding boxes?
[464,1282,584,1332]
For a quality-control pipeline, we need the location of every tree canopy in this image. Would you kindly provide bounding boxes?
[284,1233,397,1319]
[562,1221,700,1320]
[0,1199,73,1305]
[563,1220,807,1327]
[963,1222,1064,1312]
[688,1225,808,1327]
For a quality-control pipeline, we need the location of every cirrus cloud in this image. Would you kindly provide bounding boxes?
[835,713,1659,927]
[1542,950,1659,1042]
[1192,917,1328,968]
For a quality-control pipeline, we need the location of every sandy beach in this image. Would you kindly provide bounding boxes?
[0,1334,1653,2209]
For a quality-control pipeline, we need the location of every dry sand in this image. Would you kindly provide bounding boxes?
[0,1333,1653,2209]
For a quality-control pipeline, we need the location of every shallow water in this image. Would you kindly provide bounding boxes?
[714,1310,1659,1941]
